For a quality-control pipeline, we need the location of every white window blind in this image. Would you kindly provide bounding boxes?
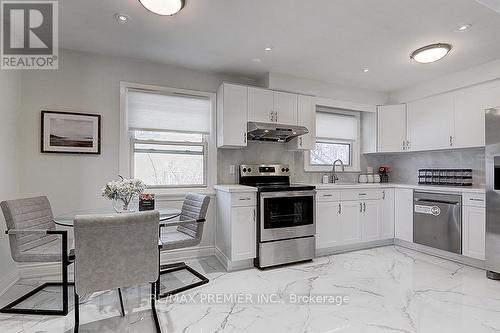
[127,90,210,134]
[316,110,357,141]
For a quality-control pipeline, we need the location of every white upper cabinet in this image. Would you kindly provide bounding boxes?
[273,91,298,125]
[217,83,248,148]
[248,87,298,125]
[288,95,315,150]
[377,104,407,152]
[248,87,275,123]
[407,93,454,151]
[453,82,500,149]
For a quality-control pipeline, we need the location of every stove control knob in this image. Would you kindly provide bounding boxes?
[248,168,252,173]
[281,168,286,172]
[285,168,289,172]
[242,168,247,173]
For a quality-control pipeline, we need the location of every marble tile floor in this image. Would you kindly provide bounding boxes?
[1,246,500,333]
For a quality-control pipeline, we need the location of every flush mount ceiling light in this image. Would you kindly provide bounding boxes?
[114,13,130,23]
[363,68,369,73]
[139,0,186,16]
[456,24,472,32]
[410,43,452,64]
[264,46,273,52]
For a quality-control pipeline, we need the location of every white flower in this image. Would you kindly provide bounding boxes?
[101,177,146,204]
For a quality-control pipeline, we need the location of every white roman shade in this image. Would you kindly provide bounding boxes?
[127,90,211,134]
[316,109,358,141]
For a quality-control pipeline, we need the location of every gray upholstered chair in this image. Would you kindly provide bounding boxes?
[73,211,161,333]
[0,196,74,315]
[158,193,210,298]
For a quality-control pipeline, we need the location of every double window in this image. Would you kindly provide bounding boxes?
[306,107,360,172]
[122,85,215,188]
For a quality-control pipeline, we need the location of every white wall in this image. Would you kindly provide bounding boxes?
[265,72,389,105]
[390,58,500,103]
[16,49,251,253]
[0,71,21,292]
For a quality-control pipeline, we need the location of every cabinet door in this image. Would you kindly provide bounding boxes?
[274,91,298,125]
[463,206,485,260]
[340,201,362,244]
[316,201,341,249]
[361,200,382,241]
[231,206,256,261]
[377,104,407,152]
[380,189,395,239]
[453,82,500,149]
[407,94,454,151]
[288,95,315,150]
[217,83,248,148]
[394,188,413,242]
[248,87,274,123]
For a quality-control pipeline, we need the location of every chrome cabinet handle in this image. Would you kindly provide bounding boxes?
[275,111,278,123]
[382,191,386,200]
[239,197,252,201]
[450,136,453,147]
[338,203,341,214]
[402,140,406,151]
[406,141,411,150]
[360,202,363,212]
[363,202,366,212]
[359,193,367,196]
[244,132,247,143]
[300,137,303,147]
[323,194,333,197]
[252,208,255,221]
[470,198,484,202]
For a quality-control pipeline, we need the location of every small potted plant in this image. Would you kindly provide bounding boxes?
[379,165,391,183]
[101,176,146,213]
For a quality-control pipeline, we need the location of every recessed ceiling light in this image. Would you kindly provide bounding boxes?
[114,13,130,23]
[410,43,452,64]
[139,0,186,16]
[264,46,273,52]
[456,24,472,32]
[363,68,369,73]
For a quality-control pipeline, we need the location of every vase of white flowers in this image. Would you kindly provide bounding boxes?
[101,177,146,213]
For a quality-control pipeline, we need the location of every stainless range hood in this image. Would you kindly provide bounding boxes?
[247,122,309,143]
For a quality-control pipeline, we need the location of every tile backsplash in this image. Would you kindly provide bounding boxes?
[217,142,485,187]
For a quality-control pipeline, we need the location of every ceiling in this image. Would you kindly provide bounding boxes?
[60,0,500,92]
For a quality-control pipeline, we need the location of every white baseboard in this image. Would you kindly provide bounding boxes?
[394,239,485,269]
[160,245,215,264]
[214,247,254,272]
[316,239,394,257]
[0,268,19,295]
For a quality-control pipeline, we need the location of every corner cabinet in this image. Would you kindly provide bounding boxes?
[217,83,248,148]
[215,189,257,269]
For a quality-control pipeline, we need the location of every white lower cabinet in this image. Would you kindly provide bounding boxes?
[341,201,363,244]
[462,193,486,260]
[231,206,257,261]
[361,200,382,241]
[395,188,413,243]
[215,190,257,264]
[380,189,395,239]
[316,189,392,250]
[316,201,341,248]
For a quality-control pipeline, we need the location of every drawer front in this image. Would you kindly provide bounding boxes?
[463,193,486,208]
[316,190,341,202]
[341,189,383,201]
[231,192,256,207]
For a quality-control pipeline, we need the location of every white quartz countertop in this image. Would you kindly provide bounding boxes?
[308,182,485,194]
[214,184,258,193]
[214,183,485,194]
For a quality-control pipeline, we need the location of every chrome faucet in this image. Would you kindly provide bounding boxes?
[331,159,345,183]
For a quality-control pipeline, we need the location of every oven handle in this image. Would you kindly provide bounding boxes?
[259,190,316,199]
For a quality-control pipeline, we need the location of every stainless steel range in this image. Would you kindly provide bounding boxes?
[239,164,316,268]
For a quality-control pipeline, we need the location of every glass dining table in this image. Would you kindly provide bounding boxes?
[53,207,182,227]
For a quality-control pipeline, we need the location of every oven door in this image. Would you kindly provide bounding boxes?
[259,190,316,242]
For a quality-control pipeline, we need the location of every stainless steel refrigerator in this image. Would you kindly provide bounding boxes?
[486,107,500,279]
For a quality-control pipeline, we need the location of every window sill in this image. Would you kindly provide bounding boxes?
[304,167,362,173]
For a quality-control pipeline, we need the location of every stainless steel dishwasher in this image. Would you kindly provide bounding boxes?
[413,191,462,254]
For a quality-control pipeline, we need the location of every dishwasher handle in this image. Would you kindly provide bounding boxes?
[414,198,461,206]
